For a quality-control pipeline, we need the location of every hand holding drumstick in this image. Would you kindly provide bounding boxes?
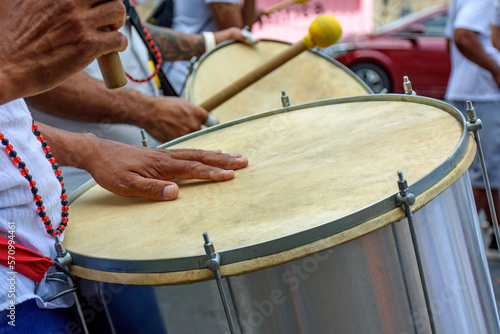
[0,0,128,104]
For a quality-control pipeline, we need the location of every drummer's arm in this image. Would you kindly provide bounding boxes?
[241,0,257,29]
[210,3,243,29]
[493,25,500,51]
[25,71,208,142]
[37,122,248,201]
[454,28,500,88]
[144,24,247,61]
[25,71,152,124]
[209,1,257,30]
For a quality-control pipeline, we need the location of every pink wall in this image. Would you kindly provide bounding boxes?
[252,0,373,43]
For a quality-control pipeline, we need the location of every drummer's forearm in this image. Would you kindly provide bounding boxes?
[210,3,244,29]
[144,24,206,61]
[242,0,257,28]
[26,71,155,127]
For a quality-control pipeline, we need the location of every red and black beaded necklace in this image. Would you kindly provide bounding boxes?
[125,0,163,85]
[0,119,68,237]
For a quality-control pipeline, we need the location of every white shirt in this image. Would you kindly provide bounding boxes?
[30,21,162,194]
[163,0,239,95]
[445,0,500,101]
[0,99,72,310]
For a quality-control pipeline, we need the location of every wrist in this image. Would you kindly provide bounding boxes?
[70,132,100,171]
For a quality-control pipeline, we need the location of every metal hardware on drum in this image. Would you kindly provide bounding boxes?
[396,171,416,208]
[40,236,90,334]
[179,56,198,97]
[403,76,417,96]
[140,129,150,147]
[203,232,237,334]
[396,171,437,334]
[281,90,290,107]
[465,100,500,250]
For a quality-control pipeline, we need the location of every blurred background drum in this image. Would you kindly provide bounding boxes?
[66,94,499,334]
[185,39,372,123]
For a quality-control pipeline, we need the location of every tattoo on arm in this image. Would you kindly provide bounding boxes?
[145,23,205,61]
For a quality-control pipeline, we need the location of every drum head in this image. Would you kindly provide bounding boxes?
[66,95,475,284]
[186,40,372,123]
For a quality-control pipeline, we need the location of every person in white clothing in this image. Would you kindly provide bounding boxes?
[0,1,248,332]
[445,0,500,250]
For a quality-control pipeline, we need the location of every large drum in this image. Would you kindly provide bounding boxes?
[185,39,372,123]
[66,95,499,334]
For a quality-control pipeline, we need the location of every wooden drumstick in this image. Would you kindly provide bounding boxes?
[97,26,128,89]
[263,0,310,15]
[199,14,342,113]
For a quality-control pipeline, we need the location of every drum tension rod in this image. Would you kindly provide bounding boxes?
[179,56,197,97]
[396,171,437,334]
[140,129,150,147]
[203,232,237,334]
[396,171,416,210]
[41,237,90,334]
[466,101,500,250]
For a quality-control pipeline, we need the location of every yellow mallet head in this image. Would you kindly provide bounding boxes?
[303,14,342,49]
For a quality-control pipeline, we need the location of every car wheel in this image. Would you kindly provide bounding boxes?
[349,63,391,94]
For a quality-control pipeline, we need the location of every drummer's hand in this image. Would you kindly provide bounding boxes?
[139,97,208,143]
[0,0,127,103]
[214,27,259,45]
[82,138,248,201]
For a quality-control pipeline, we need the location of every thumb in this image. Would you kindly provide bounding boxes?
[161,181,180,201]
[118,179,180,201]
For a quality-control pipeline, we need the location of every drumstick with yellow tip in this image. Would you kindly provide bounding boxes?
[97,26,128,89]
[263,0,311,15]
[200,14,342,113]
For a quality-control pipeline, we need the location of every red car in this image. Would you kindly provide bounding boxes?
[327,5,450,99]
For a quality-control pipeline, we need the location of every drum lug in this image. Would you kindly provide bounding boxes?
[203,233,237,334]
[188,56,198,74]
[396,170,415,208]
[465,100,500,251]
[403,76,417,96]
[203,232,221,271]
[281,90,291,108]
[395,171,438,333]
[37,236,91,333]
[54,235,73,267]
[465,101,483,132]
[179,56,198,97]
